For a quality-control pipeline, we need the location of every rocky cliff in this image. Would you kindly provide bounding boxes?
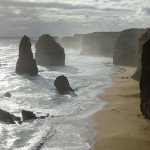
[113,28,147,67]
[61,34,83,50]
[15,35,38,75]
[140,39,150,119]
[81,32,119,57]
[132,29,150,80]
[35,34,65,66]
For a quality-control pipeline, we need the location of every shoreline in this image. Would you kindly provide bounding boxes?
[92,67,150,150]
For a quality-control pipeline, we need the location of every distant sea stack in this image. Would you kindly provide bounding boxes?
[132,29,150,80]
[35,34,65,66]
[113,28,147,67]
[140,39,150,119]
[15,35,38,75]
[81,32,119,57]
[60,34,83,50]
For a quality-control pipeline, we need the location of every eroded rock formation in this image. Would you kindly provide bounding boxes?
[54,75,74,94]
[15,35,38,75]
[140,39,150,119]
[113,28,147,67]
[35,34,65,66]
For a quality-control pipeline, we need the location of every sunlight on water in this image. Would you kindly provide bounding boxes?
[0,39,123,150]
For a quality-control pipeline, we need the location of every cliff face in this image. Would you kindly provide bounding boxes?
[61,34,83,50]
[113,28,147,67]
[35,34,65,66]
[15,35,38,75]
[140,39,150,119]
[81,32,119,57]
[132,29,150,80]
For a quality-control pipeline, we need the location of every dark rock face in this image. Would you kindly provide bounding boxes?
[113,28,147,67]
[54,75,74,94]
[35,34,65,66]
[21,110,37,121]
[132,29,150,80]
[81,32,119,57]
[0,109,21,124]
[15,35,38,75]
[132,70,141,81]
[140,39,150,119]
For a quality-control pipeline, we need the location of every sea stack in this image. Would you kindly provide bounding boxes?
[54,75,74,94]
[35,34,65,66]
[15,35,38,75]
[140,39,150,119]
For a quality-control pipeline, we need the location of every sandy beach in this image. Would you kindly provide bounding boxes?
[92,67,150,150]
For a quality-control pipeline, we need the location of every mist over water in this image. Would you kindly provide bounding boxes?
[0,39,123,150]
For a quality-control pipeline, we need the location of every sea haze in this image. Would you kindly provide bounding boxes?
[0,38,123,150]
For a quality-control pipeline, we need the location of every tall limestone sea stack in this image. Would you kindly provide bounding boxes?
[35,34,65,66]
[15,35,38,75]
[140,39,150,119]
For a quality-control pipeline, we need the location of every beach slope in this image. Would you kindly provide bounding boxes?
[93,67,150,150]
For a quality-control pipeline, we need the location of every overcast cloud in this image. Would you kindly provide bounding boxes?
[0,0,149,37]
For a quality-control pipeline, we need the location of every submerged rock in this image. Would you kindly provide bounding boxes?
[54,75,74,94]
[21,110,37,121]
[4,92,11,98]
[0,109,21,124]
[21,110,49,121]
[0,109,49,124]
[15,35,38,75]
[140,39,150,119]
[35,34,65,66]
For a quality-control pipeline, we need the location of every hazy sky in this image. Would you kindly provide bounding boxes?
[0,0,149,37]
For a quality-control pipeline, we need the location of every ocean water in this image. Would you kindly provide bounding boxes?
[0,38,123,150]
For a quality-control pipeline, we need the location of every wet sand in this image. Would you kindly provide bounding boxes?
[92,67,150,150]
